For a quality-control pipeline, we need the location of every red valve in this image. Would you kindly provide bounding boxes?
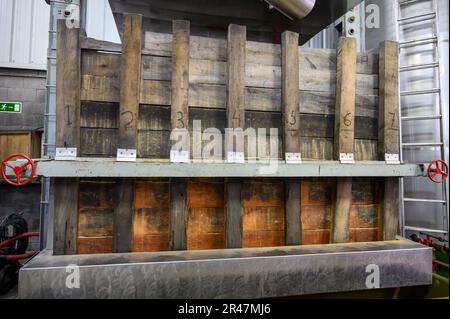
[1,153,36,186]
[427,160,449,184]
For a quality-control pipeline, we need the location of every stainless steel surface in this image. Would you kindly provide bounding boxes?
[18,240,433,299]
[108,0,363,44]
[265,0,316,19]
[32,159,426,178]
[404,226,448,234]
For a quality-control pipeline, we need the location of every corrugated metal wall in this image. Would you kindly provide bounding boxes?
[0,0,50,70]
[0,0,119,71]
[85,0,120,44]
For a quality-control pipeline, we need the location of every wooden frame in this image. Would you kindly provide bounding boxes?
[53,16,401,255]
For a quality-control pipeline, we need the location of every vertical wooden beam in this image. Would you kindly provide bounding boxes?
[53,20,81,255]
[113,14,142,253]
[331,37,357,244]
[282,31,301,246]
[379,41,400,240]
[169,20,190,250]
[226,24,246,248]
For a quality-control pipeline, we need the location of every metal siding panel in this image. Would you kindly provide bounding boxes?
[0,0,49,70]
[86,0,120,43]
[0,0,14,64]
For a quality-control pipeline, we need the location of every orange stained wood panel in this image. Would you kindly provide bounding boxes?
[242,179,285,248]
[78,180,115,254]
[301,179,334,245]
[133,180,170,252]
[187,179,225,250]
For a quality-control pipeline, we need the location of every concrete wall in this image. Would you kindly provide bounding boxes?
[0,68,46,131]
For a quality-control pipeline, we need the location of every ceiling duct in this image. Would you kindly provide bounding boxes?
[265,0,316,19]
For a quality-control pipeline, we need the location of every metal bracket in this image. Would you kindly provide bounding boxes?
[385,154,401,165]
[340,153,355,164]
[55,148,77,161]
[227,152,245,164]
[286,153,302,164]
[116,149,136,162]
[170,150,190,163]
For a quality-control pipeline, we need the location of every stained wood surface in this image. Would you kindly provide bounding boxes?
[78,180,114,254]
[379,41,401,241]
[54,20,80,255]
[169,178,188,250]
[225,25,246,248]
[187,179,225,250]
[332,37,357,244]
[113,14,142,253]
[133,180,170,252]
[242,179,285,248]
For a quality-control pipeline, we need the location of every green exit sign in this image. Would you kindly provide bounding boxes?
[0,102,22,114]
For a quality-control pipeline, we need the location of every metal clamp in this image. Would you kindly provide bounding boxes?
[385,154,401,165]
[170,150,190,163]
[55,148,77,161]
[286,153,302,164]
[339,153,355,164]
[116,149,137,162]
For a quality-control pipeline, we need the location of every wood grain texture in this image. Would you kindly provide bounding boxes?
[113,14,142,253]
[169,178,188,250]
[133,180,170,252]
[281,31,302,246]
[54,20,80,255]
[53,178,79,255]
[187,179,225,250]
[225,25,246,248]
[171,20,190,131]
[331,37,357,244]
[378,41,400,158]
[301,179,333,245]
[78,180,114,254]
[118,14,142,149]
[242,179,285,248]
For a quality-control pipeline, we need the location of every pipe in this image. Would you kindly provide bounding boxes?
[266,0,316,19]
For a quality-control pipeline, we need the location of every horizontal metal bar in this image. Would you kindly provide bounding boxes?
[404,198,446,204]
[402,142,443,147]
[400,62,439,72]
[401,115,442,121]
[18,240,432,299]
[399,37,437,47]
[32,159,426,178]
[404,226,448,234]
[401,88,440,96]
[398,12,436,24]
[399,0,421,6]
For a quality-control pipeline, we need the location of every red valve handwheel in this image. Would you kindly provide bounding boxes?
[1,153,36,186]
[427,160,449,184]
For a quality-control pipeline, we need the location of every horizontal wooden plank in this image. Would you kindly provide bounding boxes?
[139,105,171,130]
[137,130,170,158]
[302,230,330,245]
[350,205,379,229]
[141,55,378,93]
[80,102,118,128]
[80,128,118,157]
[143,32,378,74]
[302,205,332,231]
[78,208,113,237]
[77,237,113,254]
[242,179,284,207]
[139,80,377,115]
[187,207,225,250]
[81,51,121,77]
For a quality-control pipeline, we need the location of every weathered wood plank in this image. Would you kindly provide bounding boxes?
[80,128,118,157]
[133,180,170,252]
[169,178,188,250]
[379,41,400,159]
[332,37,357,244]
[168,21,191,251]
[171,20,190,131]
[80,102,119,128]
[54,20,80,255]
[187,179,225,250]
[225,25,246,248]
[113,14,142,253]
[281,31,301,246]
[379,41,401,240]
[143,31,378,74]
[138,81,378,116]
[242,179,285,248]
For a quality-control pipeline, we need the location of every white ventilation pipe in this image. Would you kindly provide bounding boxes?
[266,0,316,19]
